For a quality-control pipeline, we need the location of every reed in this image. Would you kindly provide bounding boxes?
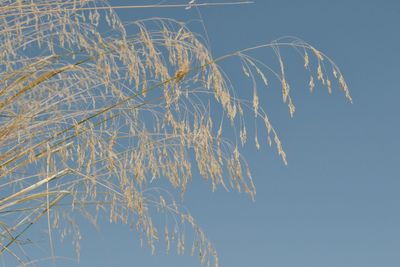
[0,1,351,266]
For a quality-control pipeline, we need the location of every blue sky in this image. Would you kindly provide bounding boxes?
[21,1,400,266]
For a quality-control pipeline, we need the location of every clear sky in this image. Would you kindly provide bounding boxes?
[26,1,400,267]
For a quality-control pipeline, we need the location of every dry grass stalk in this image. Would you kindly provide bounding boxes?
[0,1,351,266]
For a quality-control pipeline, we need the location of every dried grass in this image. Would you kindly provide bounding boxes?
[0,1,351,266]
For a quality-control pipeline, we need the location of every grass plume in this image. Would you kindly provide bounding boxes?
[0,1,351,266]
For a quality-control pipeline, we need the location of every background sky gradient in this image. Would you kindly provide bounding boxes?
[24,1,400,266]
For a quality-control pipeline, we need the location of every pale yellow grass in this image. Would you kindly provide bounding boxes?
[0,1,351,266]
